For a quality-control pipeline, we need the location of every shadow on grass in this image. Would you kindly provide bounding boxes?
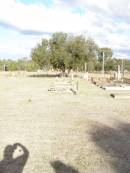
[50,160,80,173]
[28,74,62,78]
[90,122,130,173]
[0,143,29,173]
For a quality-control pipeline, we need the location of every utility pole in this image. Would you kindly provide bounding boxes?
[102,51,105,76]
[121,58,124,81]
[121,59,124,74]
[84,62,88,80]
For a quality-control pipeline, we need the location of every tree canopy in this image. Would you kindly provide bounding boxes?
[31,39,50,69]
[31,32,105,72]
[2,33,130,72]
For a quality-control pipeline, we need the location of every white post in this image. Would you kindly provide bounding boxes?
[117,65,121,80]
[71,69,74,81]
[84,62,88,80]
[3,64,6,71]
[121,59,124,78]
[76,80,79,91]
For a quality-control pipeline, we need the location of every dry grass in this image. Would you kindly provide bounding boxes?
[0,75,130,173]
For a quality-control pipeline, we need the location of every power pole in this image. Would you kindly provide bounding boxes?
[121,59,124,73]
[102,51,105,76]
[121,58,124,80]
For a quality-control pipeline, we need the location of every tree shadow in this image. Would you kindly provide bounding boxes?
[90,122,130,173]
[0,143,29,173]
[29,74,62,78]
[50,160,80,173]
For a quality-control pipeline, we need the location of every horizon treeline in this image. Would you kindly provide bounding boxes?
[0,32,130,72]
[31,32,130,72]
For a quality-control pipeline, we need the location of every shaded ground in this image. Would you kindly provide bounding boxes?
[90,122,130,173]
[0,76,130,173]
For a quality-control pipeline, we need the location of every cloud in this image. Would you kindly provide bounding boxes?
[0,0,130,59]
[0,0,84,33]
[0,20,52,36]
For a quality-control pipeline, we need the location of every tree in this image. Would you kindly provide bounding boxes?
[67,36,99,71]
[98,47,113,61]
[49,32,69,72]
[85,38,99,71]
[97,47,113,71]
[105,58,116,71]
[31,39,49,69]
[67,35,87,70]
[30,32,115,72]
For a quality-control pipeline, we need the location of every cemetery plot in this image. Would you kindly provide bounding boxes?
[48,80,78,94]
[90,74,130,99]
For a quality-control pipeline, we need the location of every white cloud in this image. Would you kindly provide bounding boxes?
[0,0,130,59]
[0,0,83,33]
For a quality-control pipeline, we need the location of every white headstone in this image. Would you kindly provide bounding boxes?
[117,65,121,80]
[83,72,89,80]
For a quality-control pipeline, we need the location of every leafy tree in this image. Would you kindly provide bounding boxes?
[67,35,87,70]
[86,38,99,71]
[86,38,99,60]
[98,47,113,61]
[30,32,117,72]
[31,39,49,69]
[49,32,69,72]
[97,47,113,71]
[105,58,116,71]
[95,61,102,71]
[67,36,99,71]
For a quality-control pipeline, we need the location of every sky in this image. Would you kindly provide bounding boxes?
[0,0,130,59]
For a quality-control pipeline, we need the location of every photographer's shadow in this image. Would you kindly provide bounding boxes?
[50,160,80,173]
[0,143,29,173]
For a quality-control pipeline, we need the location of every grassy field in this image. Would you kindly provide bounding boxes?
[0,75,130,173]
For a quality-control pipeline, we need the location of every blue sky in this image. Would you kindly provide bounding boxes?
[17,0,54,7]
[0,0,130,59]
